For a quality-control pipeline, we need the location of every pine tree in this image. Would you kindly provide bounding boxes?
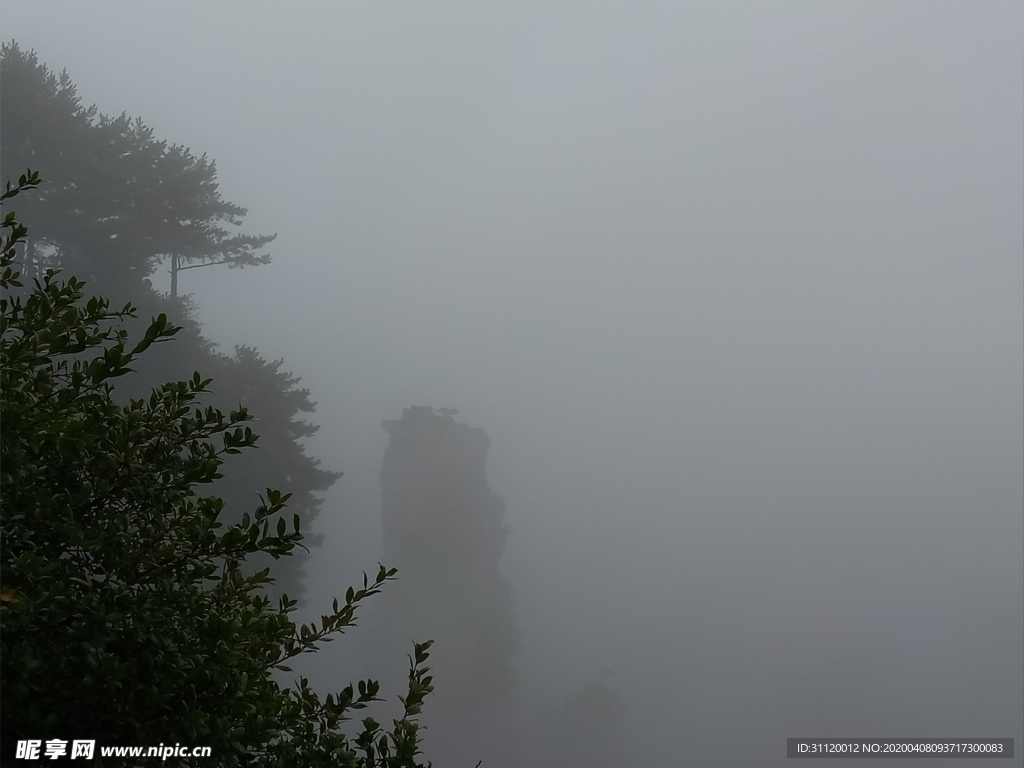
[1,42,274,297]
[1,174,434,767]
[1,42,336,602]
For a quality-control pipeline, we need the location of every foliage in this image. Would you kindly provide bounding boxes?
[0,41,274,295]
[1,40,337,604]
[0,174,434,767]
[116,326,342,603]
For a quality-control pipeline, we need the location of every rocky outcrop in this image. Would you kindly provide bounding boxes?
[530,675,628,768]
[380,406,508,599]
[377,406,521,765]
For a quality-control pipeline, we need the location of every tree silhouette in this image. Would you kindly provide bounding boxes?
[1,175,434,766]
[1,41,274,298]
[1,42,335,602]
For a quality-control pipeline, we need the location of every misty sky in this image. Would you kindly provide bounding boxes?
[5,2,1023,765]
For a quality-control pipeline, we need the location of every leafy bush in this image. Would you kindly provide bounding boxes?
[0,172,434,767]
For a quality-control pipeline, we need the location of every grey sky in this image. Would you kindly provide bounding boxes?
[5,2,1023,764]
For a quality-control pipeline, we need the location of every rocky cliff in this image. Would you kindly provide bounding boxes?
[378,406,521,765]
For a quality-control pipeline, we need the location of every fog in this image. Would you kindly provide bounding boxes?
[6,2,1023,765]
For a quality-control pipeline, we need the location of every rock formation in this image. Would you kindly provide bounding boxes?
[377,406,520,765]
[530,674,628,768]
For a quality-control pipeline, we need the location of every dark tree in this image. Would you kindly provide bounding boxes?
[203,346,340,589]
[1,176,434,767]
[1,42,336,602]
[0,42,274,298]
